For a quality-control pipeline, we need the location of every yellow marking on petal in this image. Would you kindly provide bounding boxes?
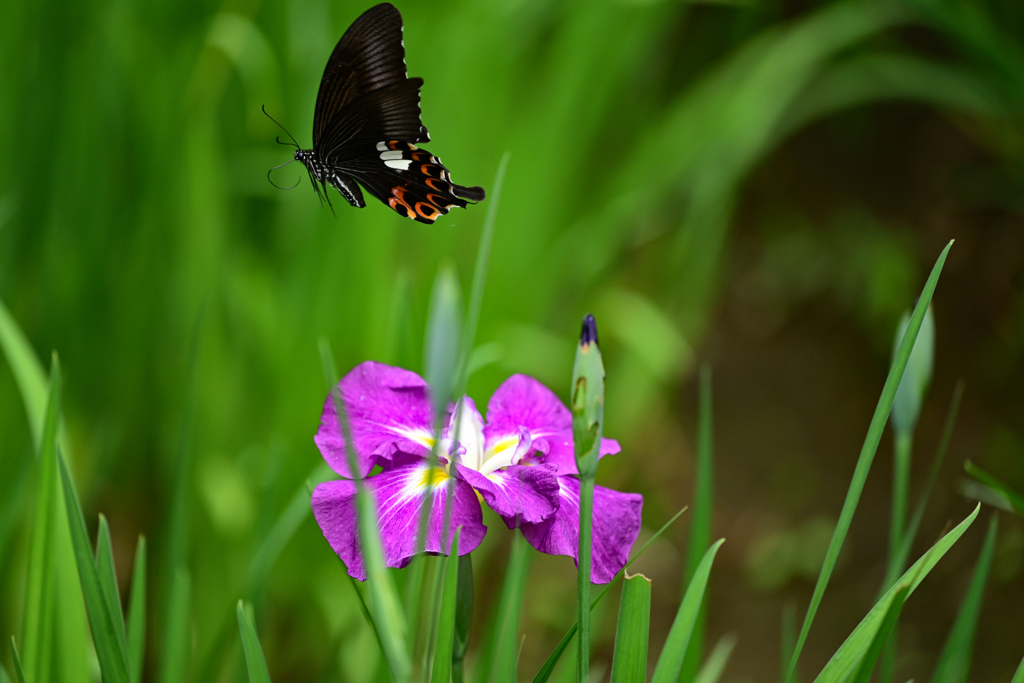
[416,466,449,490]
[475,490,484,505]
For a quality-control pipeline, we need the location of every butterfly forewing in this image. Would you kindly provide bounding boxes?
[313,3,426,149]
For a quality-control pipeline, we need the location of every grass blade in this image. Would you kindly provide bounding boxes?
[781,604,797,683]
[651,539,725,683]
[236,601,272,683]
[849,585,910,683]
[1012,654,1024,683]
[430,528,462,683]
[456,151,510,392]
[160,567,191,683]
[682,364,715,683]
[319,337,411,682]
[786,241,954,683]
[930,514,998,683]
[1,662,11,683]
[483,533,530,683]
[20,355,62,683]
[694,634,737,683]
[452,554,474,683]
[531,506,687,683]
[96,514,129,658]
[127,535,147,683]
[0,296,50,448]
[963,461,1024,517]
[11,639,26,683]
[609,573,651,683]
[813,504,980,683]
[885,382,965,591]
[57,452,130,683]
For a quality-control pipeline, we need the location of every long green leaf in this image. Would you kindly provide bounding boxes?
[430,528,461,683]
[0,297,49,448]
[452,554,474,683]
[609,573,651,683]
[694,635,737,683]
[126,535,147,683]
[96,514,129,658]
[319,338,410,682]
[483,533,530,683]
[236,601,272,683]
[531,506,687,683]
[786,241,954,682]
[1,661,11,683]
[813,504,980,683]
[20,355,62,683]
[682,364,715,683]
[1012,653,1024,683]
[57,453,130,683]
[930,514,998,683]
[11,638,26,683]
[651,539,725,683]
[456,151,510,392]
[160,568,191,683]
[850,585,909,683]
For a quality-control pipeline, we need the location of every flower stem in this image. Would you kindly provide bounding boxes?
[577,475,595,683]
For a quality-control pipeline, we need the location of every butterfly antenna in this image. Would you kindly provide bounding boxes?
[267,159,301,190]
[262,105,301,149]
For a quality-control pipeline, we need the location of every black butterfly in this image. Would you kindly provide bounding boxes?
[271,3,484,224]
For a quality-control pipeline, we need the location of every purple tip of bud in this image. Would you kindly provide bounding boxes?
[580,314,599,347]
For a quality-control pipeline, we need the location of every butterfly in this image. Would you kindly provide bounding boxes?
[269,3,485,224]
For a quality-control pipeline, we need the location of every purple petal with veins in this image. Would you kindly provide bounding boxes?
[311,462,487,581]
[315,361,435,477]
[458,464,561,529]
[520,476,642,584]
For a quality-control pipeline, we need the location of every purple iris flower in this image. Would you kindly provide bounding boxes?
[311,361,643,583]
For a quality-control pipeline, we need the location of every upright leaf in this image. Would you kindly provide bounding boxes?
[609,573,651,683]
[11,638,26,683]
[813,504,980,683]
[850,585,910,683]
[57,454,130,683]
[430,528,462,683]
[682,364,715,683]
[95,515,129,657]
[127,536,147,683]
[786,241,953,683]
[236,601,272,683]
[930,515,998,683]
[651,539,725,683]
[483,533,530,683]
[694,635,738,683]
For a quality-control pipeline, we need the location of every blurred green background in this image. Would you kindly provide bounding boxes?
[1,0,1023,680]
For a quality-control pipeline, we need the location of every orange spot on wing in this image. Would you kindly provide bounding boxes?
[389,186,415,219]
[425,177,448,192]
[415,202,442,221]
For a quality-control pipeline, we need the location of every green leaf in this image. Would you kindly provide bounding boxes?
[20,356,62,683]
[781,604,797,683]
[884,382,965,592]
[786,241,954,683]
[609,573,651,683]
[1,661,12,683]
[159,567,191,683]
[682,364,715,683]
[456,151,510,392]
[813,504,980,683]
[452,553,474,682]
[424,263,463,418]
[483,533,530,683]
[430,528,461,683]
[57,452,131,683]
[0,296,50,448]
[651,539,725,683]
[531,506,687,683]
[930,515,998,683]
[849,585,909,683]
[11,638,27,683]
[964,461,1024,517]
[319,337,410,683]
[126,535,147,683]
[236,600,272,683]
[1012,653,1024,683]
[694,634,737,683]
[95,514,129,660]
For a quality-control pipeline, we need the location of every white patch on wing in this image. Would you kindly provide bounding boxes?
[376,141,388,151]
[385,159,412,171]
[380,150,404,160]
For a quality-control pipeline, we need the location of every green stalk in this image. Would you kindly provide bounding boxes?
[571,315,605,683]
[881,430,912,683]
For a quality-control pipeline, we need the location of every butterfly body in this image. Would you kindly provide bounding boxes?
[289,3,484,223]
